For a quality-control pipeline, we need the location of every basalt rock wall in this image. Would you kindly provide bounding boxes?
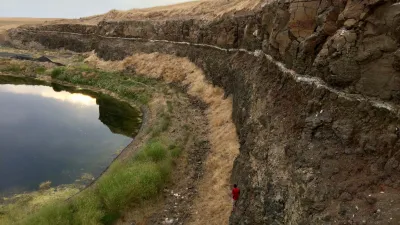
[7,1,400,224]
[13,0,400,102]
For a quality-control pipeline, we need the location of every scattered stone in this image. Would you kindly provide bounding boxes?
[164,218,174,224]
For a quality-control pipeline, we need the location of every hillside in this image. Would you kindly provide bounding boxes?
[0,18,58,32]
[47,0,264,25]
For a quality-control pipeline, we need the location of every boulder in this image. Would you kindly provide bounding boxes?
[317,7,339,36]
[356,35,397,63]
[288,1,319,40]
[339,0,366,20]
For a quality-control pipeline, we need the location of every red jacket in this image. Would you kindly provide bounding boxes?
[232,187,240,200]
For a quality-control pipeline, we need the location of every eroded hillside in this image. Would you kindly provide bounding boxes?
[4,0,400,224]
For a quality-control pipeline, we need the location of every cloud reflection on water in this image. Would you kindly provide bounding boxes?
[0,84,97,106]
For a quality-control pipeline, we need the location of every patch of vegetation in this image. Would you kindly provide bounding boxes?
[5,111,175,225]
[50,67,65,78]
[4,64,22,73]
[11,137,175,225]
[35,66,46,74]
[49,64,155,104]
[169,144,183,158]
[151,112,172,138]
[0,186,80,224]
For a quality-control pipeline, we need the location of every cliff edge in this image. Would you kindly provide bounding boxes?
[5,0,400,224]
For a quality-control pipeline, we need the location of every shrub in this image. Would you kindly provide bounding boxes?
[51,67,65,78]
[96,162,162,213]
[21,202,72,225]
[170,146,183,158]
[71,190,104,225]
[143,141,167,162]
[35,67,46,74]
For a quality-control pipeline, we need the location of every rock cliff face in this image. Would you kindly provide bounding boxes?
[6,0,400,224]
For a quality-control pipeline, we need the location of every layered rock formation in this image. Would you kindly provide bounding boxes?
[5,0,400,224]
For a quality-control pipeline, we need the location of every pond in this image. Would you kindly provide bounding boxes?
[0,76,142,195]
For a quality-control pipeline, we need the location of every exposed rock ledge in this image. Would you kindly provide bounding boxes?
[5,0,400,224]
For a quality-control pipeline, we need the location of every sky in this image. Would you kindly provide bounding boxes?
[0,0,192,18]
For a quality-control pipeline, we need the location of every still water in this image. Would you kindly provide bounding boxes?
[0,76,141,195]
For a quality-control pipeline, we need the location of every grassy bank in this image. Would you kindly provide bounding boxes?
[0,59,158,104]
[0,61,183,224]
[19,138,181,225]
[49,64,157,104]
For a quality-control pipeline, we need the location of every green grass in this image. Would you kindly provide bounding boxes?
[21,202,73,225]
[35,67,46,74]
[49,64,155,104]
[17,137,175,225]
[141,141,168,162]
[51,67,65,78]
[170,145,183,158]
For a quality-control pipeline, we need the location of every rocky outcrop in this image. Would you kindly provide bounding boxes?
[9,1,400,103]
[6,0,400,224]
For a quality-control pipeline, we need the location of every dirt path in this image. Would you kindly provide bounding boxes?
[87,53,240,225]
[116,91,211,225]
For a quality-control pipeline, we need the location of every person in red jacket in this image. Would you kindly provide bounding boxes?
[232,184,240,211]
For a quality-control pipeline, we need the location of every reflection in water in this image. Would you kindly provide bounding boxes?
[0,76,141,195]
[51,83,141,137]
[0,85,97,106]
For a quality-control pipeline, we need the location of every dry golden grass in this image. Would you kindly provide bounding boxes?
[85,52,240,225]
[0,17,58,32]
[0,18,59,43]
[50,0,264,25]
